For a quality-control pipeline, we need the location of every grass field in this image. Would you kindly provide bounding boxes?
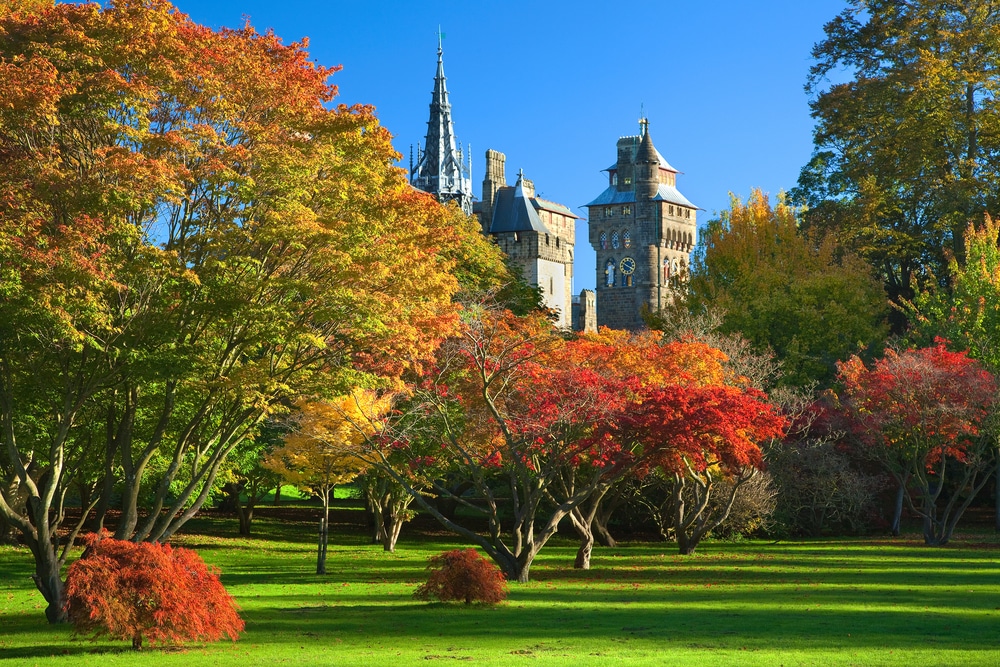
[2,507,1000,666]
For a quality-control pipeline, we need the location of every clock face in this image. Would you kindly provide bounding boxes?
[620,257,636,275]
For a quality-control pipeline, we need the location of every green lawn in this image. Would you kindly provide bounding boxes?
[2,512,999,666]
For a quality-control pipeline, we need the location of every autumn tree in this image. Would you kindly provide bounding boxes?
[0,0,491,620]
[65,532,243,650]
[794,0,1000,328]
[617,383,786,554]
[684,189,887,386]
[267,392,388,573]
[838,345,997,545]
[903,216,1000,528]
[357,306,634,582]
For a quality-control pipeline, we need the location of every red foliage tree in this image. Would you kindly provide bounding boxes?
[413,549,508,605]
[619,384,787,554]
[65,533,244,650]
[838,344,997,545]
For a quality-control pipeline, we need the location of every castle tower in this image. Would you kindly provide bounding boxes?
[410,35,473,215]
[585,119,698,330]
[479,149,506,233]
[486,169,578,329]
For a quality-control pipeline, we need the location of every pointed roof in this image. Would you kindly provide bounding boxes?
[410,36,473,215]
[489,173,550,234]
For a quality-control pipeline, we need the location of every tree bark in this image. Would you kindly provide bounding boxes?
[891,481,905,537]
[316,487,330,575]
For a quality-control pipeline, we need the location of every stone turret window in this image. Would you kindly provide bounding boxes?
[612,173,618,186]
[623,230,631,248]
[622,206,632,216]
[623,177,632,185]
[600,232,607,249]
[604,207,614,218]
[611,232,620,249]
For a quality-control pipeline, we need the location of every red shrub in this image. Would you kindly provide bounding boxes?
[413,549,507,605]
[65,532,244,650]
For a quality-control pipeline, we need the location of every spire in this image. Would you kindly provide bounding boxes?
[410,34,473,215]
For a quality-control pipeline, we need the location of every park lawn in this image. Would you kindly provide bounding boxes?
[2,514,1000,666]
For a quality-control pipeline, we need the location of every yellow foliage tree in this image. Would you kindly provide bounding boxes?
[267,392,388,573]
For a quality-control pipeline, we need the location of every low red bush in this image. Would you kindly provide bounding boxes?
[65,532,244,650]
[413,548,507,605]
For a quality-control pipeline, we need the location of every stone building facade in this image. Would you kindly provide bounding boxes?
[585,120,697,330]
[476,150,578,329]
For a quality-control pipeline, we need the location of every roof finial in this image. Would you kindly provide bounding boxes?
[639,104,648,137]
[437,25,444,57]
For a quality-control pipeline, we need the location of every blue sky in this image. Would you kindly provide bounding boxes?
[176,0,848,292]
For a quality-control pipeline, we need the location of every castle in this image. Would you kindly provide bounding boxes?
[410,42,696,331]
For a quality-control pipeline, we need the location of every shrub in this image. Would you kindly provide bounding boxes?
[65,532,244,650]
[414,548,508,605]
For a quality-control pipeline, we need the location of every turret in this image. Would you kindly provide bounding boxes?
[634,118,660,200]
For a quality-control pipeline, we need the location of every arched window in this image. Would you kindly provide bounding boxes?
[605,259,616,287]
[623,229,631,248]
[600,232,607,250]
[612,232,620,249]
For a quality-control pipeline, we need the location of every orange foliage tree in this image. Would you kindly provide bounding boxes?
[0,0,496,622]
[413,549,508,605]
[65,532,243,650]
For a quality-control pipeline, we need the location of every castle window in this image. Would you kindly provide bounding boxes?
[604,207,613,218]
[669,205,674,216]
[611,232,620,249]
[686,209,691,219]
[514,232,521,242]
[546,234,550,246]
[622,206,631,216]
[623,177,632,185]
[612,173,618,186]
[623,230,631,248]
[600,232,607,250]
[556,237,560,248]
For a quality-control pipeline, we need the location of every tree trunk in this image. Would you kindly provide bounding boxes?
[27,533,67,624]
[593,508,617,548]
[132,633,143,651]
[316,488,330,575]
[273,484,282,505]
[891,480,905,537]
[236,500,254,537]
[994,457,1000,533]
[574,529,594,570]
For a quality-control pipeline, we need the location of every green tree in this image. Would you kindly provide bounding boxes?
[794,0,1000,327]
[681,189,887,387]
[0,0,493,621]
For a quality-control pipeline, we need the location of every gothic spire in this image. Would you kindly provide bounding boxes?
[410,35,473,215]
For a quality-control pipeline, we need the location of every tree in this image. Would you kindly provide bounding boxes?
[794,0,1000,328]
[685,189,887,387]
[361,306,634,582]
[267,392,387,574]
[413,549,508,605]
[0,0,487,621]
[838,344,997,545]
[65,532,243,650]
[903,216,1000,528]
[617,383,787,554]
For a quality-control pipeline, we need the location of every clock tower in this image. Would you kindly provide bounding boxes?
[585,119,698,330]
